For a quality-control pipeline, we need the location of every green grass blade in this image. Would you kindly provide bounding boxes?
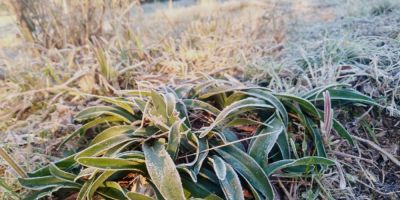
[0,178,19,199]
[97,181,127,199]
[215,145,275,200]
[28,154,76,177]
[167,120,183,159]
[245,89,289,126]
[200,97,273,138]
[193,138,209,175]
[284,102,326,157]
[307,88,380,106]
[49,163,76,182]
[183,99,221,116]
[22,187,63,200]
[88,171,115,198]
[210,156,244,200]
[76,157,145,170]
[277,94,321,118]
[75,135,132,159]
[75,106,135,122]
[332,119,354,145]
[59,116,124,147]
[77,175,95,200]
[97,96,135,114]
[181,175,223,199]
[302,84,349,99]
[126,192,153,200]
[19,176,81,190]
[143,140,186,200]
[248,115,285,168]
[220,164,244,200]
[210,156,227,180]
[150,90,169,121]
[306,117,327,157]
[264,157,335,176]
[90,125,134,145]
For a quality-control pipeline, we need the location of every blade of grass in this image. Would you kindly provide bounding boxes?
[0,147,27,178]
[0,178,19,199]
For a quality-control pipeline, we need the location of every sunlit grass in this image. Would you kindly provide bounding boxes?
[0,15,17,47]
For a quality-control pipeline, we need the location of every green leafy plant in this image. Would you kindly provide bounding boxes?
[16,78,378,199]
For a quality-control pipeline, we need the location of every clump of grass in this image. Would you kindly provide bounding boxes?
[0,0,279,132]
[246,2,400,198]
[250,7,400,112]
[370,1,396,16]
[3,0,120,48]
[11,77,379,199]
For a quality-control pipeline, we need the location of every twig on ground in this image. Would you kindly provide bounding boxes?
[352,135,400,167]
[331,150,375,164]
[277,178,294,200]
[355,178,400,196]
[0,147,27,178]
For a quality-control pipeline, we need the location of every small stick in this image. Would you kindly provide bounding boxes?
[352,135,400,167]
[355,178,399,196]
[331,150,375,164]
[277,178,294,200]
[0,147,27,178]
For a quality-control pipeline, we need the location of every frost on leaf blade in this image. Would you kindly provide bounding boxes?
[143,140,186,200]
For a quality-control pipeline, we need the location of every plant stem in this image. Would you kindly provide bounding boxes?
[352,135,400,167]
[0,147,27,178]
[0,178,20,199]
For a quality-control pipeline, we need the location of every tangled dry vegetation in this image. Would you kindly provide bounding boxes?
[0,0,399,199]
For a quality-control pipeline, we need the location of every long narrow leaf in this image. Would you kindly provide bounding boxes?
[215,145,274,200]
[248,116,285,168]
[143,140,186,200]
[59,116,123,147]
[200,98,273,138]
[76,157,145,171]
[19,176,80,190]
[211,156,244,200]
[126,192,153,200]
[264,157,335,176]
[75,106,135,122]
